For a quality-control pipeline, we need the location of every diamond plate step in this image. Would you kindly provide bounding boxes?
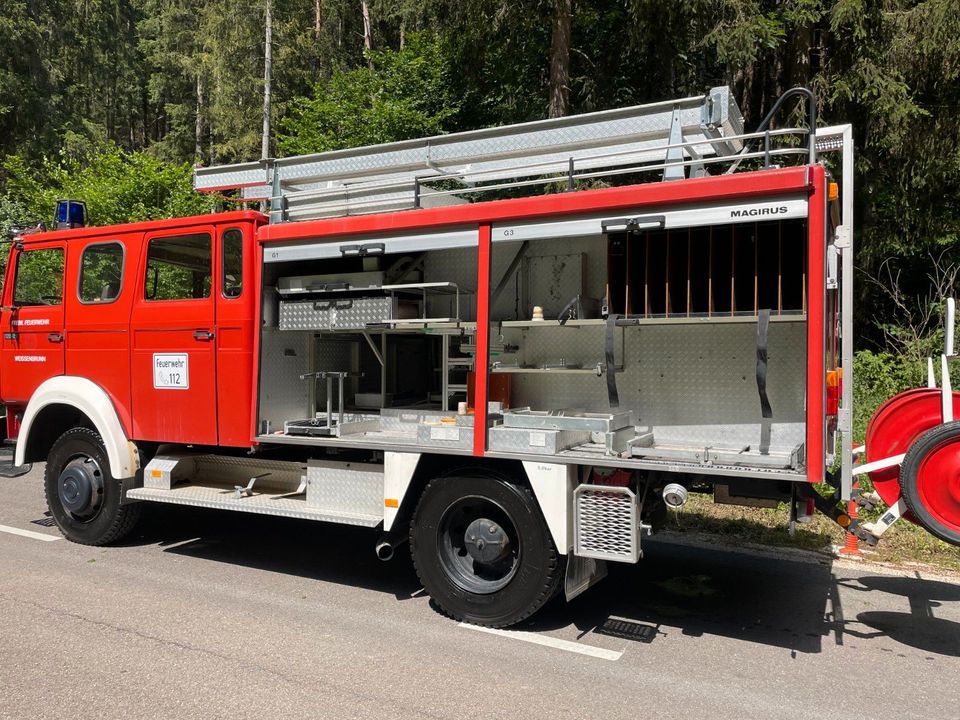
[126,483,382,527]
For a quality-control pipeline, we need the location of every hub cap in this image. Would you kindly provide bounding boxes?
[58,457,104,519]
[916,439,960,534]
[464,518,511,564]
[438,497,520,594]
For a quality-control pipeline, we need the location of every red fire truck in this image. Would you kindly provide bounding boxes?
[3,87,958,627]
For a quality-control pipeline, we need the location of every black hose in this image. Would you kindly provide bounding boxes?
[753,86,818,165]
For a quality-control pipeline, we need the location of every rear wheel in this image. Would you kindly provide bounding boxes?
[44,428,141,546]
[899,422,960,547]
[410,470,564,627]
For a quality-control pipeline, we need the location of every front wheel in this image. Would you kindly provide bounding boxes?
[44,428,141,546]
[410,470,564,627]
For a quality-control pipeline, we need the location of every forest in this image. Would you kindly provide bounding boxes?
[1,0,958,427]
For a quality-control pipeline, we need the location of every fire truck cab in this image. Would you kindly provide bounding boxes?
[3,87,958,628]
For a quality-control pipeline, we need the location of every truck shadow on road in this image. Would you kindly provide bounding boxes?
[125,505,960,657]
[519,539,960,658]
[126,504,422,601]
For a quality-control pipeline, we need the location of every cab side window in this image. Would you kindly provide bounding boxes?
[145,233,212,301]
[79,242,124,303]
[222,229,243,299]
[14,248,65,306]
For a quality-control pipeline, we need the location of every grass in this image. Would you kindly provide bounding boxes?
[665,492,960,575]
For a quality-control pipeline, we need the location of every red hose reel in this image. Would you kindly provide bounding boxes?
[865,388,960,545]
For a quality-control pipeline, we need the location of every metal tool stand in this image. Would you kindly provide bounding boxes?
[298,371,362,435]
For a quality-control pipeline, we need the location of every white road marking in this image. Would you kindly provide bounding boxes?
[459,623,623,661]
[0,524,62,542]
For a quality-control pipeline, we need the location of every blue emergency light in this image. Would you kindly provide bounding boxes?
[55,199,86,229]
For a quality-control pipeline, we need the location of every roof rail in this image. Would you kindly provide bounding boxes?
[194,86,760,223]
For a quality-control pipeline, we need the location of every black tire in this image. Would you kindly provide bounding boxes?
[899,421,960,547]
[44,428,141,546]
[410,470,565,627]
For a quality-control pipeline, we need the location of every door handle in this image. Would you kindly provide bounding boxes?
[193,330,214,341]
[47,333,64,343]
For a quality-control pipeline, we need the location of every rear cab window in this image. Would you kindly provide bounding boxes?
[221,228,243,299]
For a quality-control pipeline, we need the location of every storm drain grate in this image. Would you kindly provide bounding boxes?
[594,617,659,644]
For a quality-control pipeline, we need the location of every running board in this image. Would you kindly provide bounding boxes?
[128,452,385,527]
[126,484,382,527]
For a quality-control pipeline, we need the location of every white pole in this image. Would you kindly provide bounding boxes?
[946,297,956,357]
[261,0,273,162]
[942,354,953,423]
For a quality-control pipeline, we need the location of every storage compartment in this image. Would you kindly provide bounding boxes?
[258,240,480,441]
[306,460,383,518]
[488,216,810,472]
[255,212,812,478]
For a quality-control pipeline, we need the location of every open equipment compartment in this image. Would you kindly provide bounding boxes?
[486,208,810,474]
[256,227,480,447]
[253,193,815,479]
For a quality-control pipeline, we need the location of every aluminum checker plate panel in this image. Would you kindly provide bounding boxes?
[127,484,381,526]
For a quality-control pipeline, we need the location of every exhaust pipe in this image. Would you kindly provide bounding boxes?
[375,532,407,561]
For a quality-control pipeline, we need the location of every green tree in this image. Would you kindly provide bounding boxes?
[277,32,459,154]
[3,136,214,228]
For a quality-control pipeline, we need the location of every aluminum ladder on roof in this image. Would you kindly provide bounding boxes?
[193,86,745,223]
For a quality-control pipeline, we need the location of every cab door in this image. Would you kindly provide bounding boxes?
[215,225,256,446]
[0,242,67,403]
[129,228,218,444]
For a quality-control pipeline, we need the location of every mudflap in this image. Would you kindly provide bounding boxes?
[564,553,608,601]
[0,462,32,478]
[0,444,31,478]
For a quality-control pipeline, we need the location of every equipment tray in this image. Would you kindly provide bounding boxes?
[502,409,634,433]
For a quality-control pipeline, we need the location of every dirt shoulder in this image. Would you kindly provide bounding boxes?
[664,492,960,576]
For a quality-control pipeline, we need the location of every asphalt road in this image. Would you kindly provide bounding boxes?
[1,466,959,720]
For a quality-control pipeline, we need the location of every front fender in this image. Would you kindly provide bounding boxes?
[15,376,140,478]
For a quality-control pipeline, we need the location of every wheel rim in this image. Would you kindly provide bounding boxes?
[916,438,960,534]
[437,496,520,594]
[57,456,105,521]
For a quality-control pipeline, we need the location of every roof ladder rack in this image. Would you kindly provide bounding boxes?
[195,86,748,223]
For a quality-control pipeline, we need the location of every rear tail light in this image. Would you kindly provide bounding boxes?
[826,368,842,416]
